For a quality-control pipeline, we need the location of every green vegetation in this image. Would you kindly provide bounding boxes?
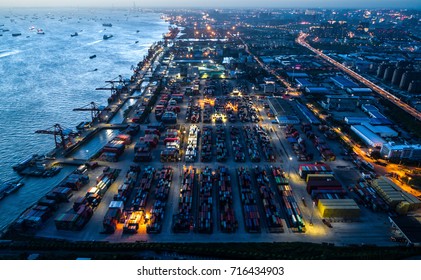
[0,239,420,260]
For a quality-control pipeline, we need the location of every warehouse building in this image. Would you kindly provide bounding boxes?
[318,199,360,218]
[361,123,398,138]
[346,87,372,94]
[330,76,359,89]
[389,216,421,247]
[344,116,372,125]
[381,143,421,161]
[321,95,359,111]
[305,87,329,94]
[350,125,386,148]
[276,116,300,125]
[295,78,314,88]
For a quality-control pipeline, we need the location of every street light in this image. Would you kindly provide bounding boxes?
[309,201,316,226]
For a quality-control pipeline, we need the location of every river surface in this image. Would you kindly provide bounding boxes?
[0,7,167,230]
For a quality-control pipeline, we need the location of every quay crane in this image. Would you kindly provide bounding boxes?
[73,101,110,123]
[35,124,78,150]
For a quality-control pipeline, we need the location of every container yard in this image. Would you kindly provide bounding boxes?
[4,24,413,249]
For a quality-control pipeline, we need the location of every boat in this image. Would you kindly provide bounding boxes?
[0,179,24,200]
[37,29,45,34]
[12,33,21,37]
[70,32,78,37]
[89,54,97,59]
[4,182,24,196]
[102,23,112,27]
[103,34,113,40]
[29,26,35,31]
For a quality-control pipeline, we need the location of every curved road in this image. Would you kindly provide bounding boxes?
[296,33,421,121]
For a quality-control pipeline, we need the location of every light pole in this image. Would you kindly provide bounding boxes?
[310,201,315,226]
[288,156,293,178]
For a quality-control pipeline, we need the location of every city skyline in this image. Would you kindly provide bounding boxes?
[1,0,420,9]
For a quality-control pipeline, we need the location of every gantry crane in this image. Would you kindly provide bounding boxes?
[73,102,110,123]
[35,124,78,150]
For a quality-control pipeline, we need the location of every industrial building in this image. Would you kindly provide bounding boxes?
[344,116,372,125]
[350,125,386,148]
[389,216,421,247]
[346,87,372,95]
[381,143,421,161]
[286,72,309,78]
[361,123,398,138]
[330,76,359,89]
[295,78,314,88]
[305,87,329,94]
[317,199,360,218]
[321,95,358,111]
[276,116,300,125]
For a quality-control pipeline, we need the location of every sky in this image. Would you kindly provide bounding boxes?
[0,0,420,9]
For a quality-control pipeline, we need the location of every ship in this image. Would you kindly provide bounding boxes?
[37,29,45,34]
[102,23,112,27]
[89,54,97,59]
[103,34,113,40]
[70,32,78,37]
[12,33,21,37]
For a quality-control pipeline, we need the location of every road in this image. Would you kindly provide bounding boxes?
[296,33,421,121]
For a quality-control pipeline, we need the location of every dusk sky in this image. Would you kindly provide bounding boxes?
[1,0,420,9]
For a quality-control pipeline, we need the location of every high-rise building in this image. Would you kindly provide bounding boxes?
[400,71,421,91]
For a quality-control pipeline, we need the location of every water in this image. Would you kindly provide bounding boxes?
[0,8,168,230]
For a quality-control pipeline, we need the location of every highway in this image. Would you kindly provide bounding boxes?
[296,33,421,122]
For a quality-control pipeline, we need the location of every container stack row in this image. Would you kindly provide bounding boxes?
[254,167,283,232]
[237,167,260,233]
[244,126,261,162]
[216,166,237,233]
[173,167,195,233]
[103,166,140,233]
[255,125,276,162]
[201,126,213,162]
[197,167,213,233]
[272,167,305,232]
[161,129,180,162]
[185,125,199,162]
[215,125,228,162]
[135,129,160,162]
[230,126,246,162]
[101,134,131,162]
[147,166,173,233]
[128,166,155,212]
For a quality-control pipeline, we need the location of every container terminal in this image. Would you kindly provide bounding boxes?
[2,12,421,249]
